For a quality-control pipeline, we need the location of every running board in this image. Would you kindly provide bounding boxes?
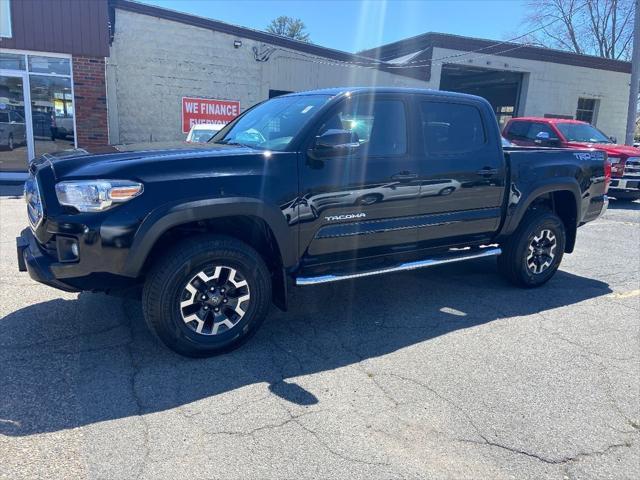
[295,247,502,286]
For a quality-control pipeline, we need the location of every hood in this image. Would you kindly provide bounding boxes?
[37,141,260,180]
[565,142,640,158]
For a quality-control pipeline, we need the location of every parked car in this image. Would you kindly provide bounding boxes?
[17,88,609,356]
[186,123,224,143]
[503,117,639,200]
[51,112,74,140]
[0,109,27,150]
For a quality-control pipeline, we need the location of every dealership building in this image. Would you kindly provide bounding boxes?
[0,0,633,178]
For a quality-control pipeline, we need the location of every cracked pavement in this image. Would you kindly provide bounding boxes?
[1,188,638,479]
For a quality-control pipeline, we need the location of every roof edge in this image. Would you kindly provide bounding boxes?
[358,32,632,74]
[111,0,383,64]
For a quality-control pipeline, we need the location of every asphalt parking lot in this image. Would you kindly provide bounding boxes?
[0,187,638,480]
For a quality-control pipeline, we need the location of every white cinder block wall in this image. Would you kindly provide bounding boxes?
[107,9,630,145]
[107,9,432,144]
[430,47,630,141]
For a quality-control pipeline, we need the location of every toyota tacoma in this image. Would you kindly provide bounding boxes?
[17,88,609,356]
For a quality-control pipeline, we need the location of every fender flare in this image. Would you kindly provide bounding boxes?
[122,197,296,277]
[502,179,582,236]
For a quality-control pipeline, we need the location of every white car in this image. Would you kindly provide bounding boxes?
[186,123,224,143]
[281,178,461,224]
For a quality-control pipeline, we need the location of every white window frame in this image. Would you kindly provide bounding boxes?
[0,48,77,166]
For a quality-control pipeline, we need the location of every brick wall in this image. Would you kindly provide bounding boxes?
[72,56,109,147]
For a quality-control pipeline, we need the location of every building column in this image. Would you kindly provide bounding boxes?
[72,56,109,148]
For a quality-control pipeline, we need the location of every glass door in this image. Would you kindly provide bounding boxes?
[0,74,30,172]
[1,51,76,177]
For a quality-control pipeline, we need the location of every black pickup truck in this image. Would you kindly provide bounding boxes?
[17,88,609,356]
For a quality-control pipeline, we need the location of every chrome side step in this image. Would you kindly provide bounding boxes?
[295,247,502,286]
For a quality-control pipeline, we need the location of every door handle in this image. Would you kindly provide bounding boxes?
[476,167,498,176]
[391,172,418,181]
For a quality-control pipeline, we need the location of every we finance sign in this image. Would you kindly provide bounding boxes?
[182,97,240,133]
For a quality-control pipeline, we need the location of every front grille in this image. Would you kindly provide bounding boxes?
[624,157,640,177]
[24,175,44,229]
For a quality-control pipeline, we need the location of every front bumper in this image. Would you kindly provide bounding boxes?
[16,228,80,292]
[609,177,640,192]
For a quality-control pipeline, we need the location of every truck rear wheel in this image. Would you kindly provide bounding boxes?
[142,235,272,357]
[498,210,566,288]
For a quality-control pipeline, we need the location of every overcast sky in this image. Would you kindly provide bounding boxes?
[141,0,528,52]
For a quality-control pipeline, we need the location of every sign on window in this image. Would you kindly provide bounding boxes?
[181,97,240,133]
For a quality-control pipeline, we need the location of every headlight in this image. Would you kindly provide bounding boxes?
[55,180,143,212]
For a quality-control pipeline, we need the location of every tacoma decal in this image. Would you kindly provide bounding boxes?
[325,213,367,222]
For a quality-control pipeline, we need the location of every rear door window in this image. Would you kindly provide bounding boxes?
[420,102,486,154]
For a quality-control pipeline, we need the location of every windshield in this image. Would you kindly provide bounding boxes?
[211,94,332,150]
[556,123,612,143]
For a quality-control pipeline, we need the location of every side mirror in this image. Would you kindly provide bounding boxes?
[609,136,617,143]
[311,129,360,158]
[534,131,560,146]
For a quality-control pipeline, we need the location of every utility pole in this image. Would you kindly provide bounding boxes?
[625,0,640,145]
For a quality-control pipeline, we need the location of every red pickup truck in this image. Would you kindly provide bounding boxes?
[503,117,639,200]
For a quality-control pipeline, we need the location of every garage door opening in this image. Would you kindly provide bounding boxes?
[439,64,524,131]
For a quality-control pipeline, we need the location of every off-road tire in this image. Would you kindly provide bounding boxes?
[498,209,566,288]
[142,235,271,357]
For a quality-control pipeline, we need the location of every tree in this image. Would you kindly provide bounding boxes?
[266,16,311,42]
[521,0,634,60]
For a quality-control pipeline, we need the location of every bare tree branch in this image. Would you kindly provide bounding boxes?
[522,0,634,59]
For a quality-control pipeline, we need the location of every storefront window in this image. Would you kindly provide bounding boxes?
[0,52,25,70]
[0,51,75,173]
[0,76,28,172]
[29,75,75,157]
[28,56,71,75]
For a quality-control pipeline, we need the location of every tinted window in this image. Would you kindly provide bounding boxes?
[505,121,531,140]
[0,112,9,123]
[507,121,556,141]
[318,98,407,156]
[526,123,556,140]
[420,102,485,154]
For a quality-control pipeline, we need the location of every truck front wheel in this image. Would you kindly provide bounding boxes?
[142,235,272,357]
[498,210,566,288]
